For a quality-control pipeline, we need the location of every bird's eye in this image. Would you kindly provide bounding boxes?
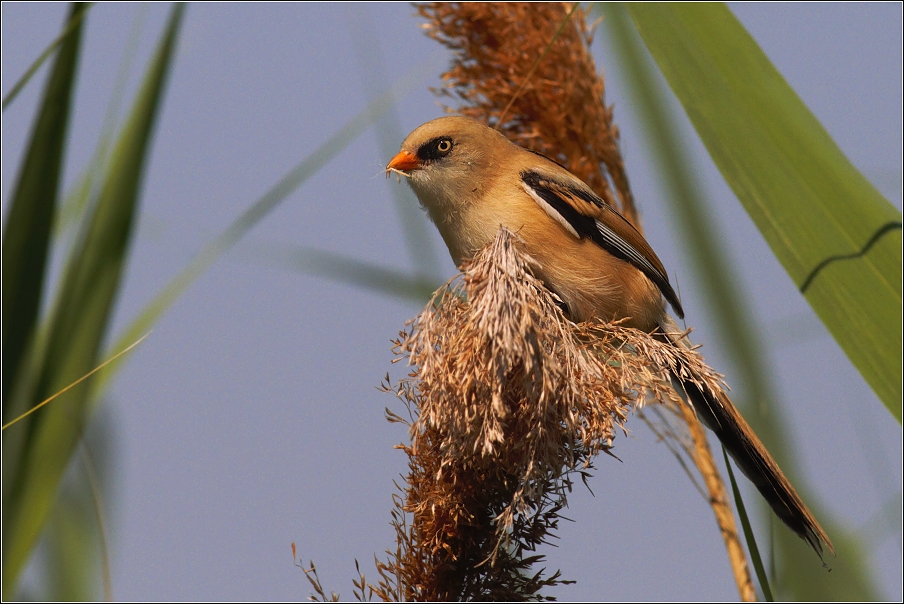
[418,137,454,161]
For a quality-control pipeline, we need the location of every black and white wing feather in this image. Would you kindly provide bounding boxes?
[521,169,684,318]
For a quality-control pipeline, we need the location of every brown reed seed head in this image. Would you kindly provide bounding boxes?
[418,2,639,226]
[375,229,728,600]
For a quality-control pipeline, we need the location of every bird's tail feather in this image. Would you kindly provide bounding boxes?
[657,315,834,558]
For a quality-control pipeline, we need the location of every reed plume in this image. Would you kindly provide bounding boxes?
[371,228,732,600]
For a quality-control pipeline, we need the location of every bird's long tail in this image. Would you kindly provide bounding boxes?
[657,315,834,559]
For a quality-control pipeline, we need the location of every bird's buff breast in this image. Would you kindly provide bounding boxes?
[434,199,665,330]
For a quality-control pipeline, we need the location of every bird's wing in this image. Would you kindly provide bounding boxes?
[521,169,684,319]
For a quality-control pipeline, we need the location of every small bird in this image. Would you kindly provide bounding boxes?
[387,115,833,557]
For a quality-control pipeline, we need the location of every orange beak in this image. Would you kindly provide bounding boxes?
[386,150,420,175]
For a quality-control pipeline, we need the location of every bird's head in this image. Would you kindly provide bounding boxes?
[386,116,512,216]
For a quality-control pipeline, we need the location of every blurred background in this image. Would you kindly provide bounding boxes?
[2,3,901,601]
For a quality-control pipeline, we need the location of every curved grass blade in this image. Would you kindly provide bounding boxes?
[26,412,115,601]
[1,4,93,111]
[0,5,185,595]
[79,443,112,601]
[40,470,97,600]
[97,55,440,390]
[626,3,902,419]
[242,241,440,302]
[724,447,773,602]
[2,2,87,414]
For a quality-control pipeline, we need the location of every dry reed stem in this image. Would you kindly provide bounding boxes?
[677,402,757,602]
[373,229,734,600]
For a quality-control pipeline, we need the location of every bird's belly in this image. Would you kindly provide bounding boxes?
[525,235,665,331]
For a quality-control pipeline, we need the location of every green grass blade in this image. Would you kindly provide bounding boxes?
[33,426,113,601]
[40,478,99,600]
[862,492,902,548]
[723,447,773,601]
[1,2,87,415]
[0,5,185,596]
[12,414,115,601]
[347,6,441,281]
[243,241,440,302]
[97,57,438,390]
[79,442,112,601]
[54,4,149,240]
[625,3,903,419]
[601,3,772,413]
[0,4,92,112]
[605,4,882,598]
